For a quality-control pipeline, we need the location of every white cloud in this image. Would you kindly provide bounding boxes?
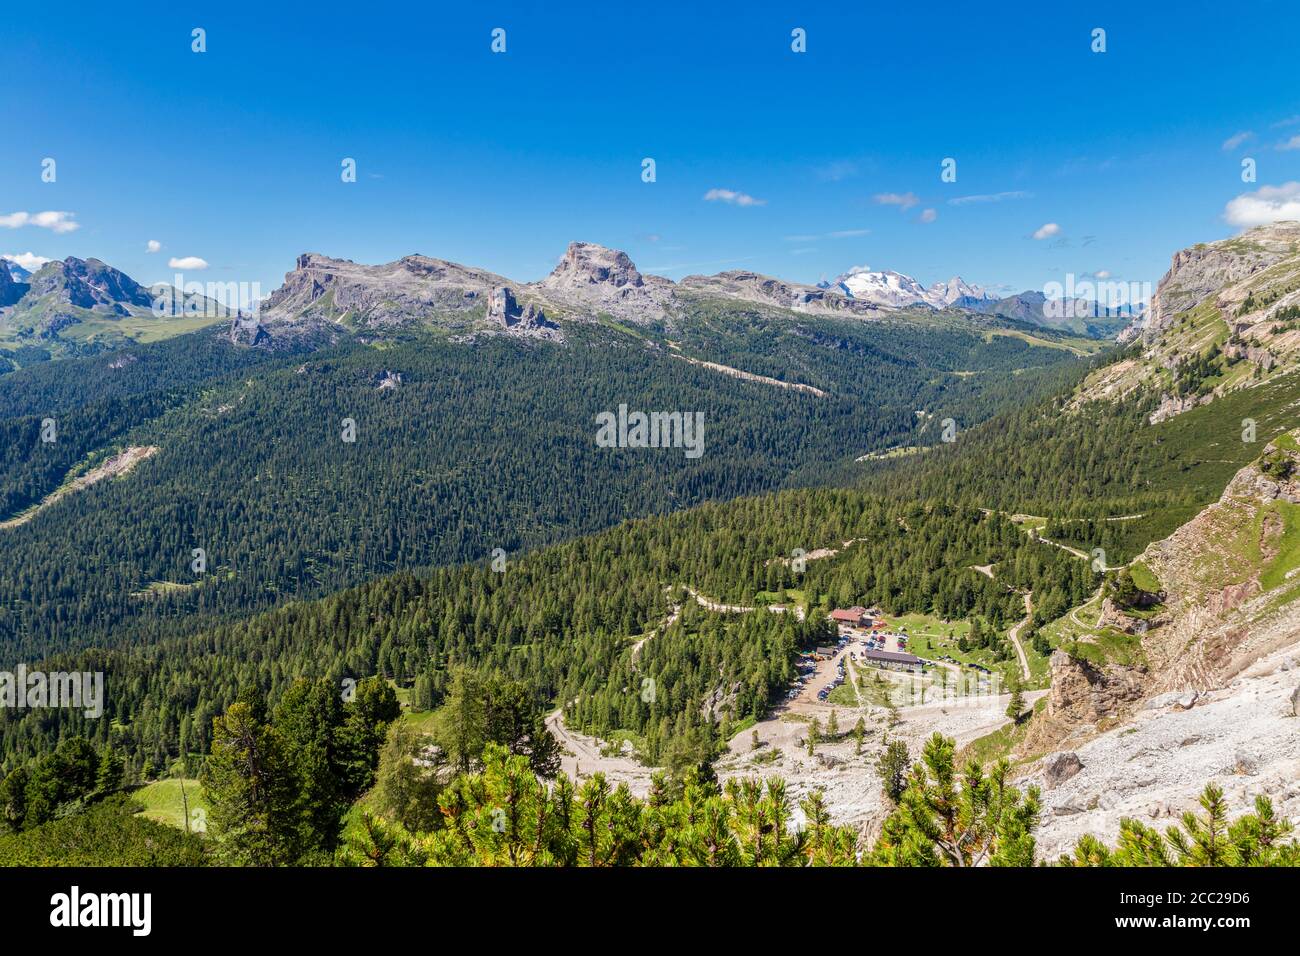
[1223,182,1300,228]
[1271,115,1300,129]
[2,252,51,271]
[1032,222,1061,240]
[146,240,162,253]
[702,188,766,207]
[0,210,80,234]
[1222,130,1254,151]
[845,264,872,275]
[168,256,210,270]
[948,190,1032,206]
[874,192,919,210]
[827,228,870,238]
[1094,269,1112,279]
[917,208,938,224]
[1277,135,1300,152]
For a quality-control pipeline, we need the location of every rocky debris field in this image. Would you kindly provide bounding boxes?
[1027,640,1300,860]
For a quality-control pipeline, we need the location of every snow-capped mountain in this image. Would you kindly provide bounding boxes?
[830,267,995,310]
[927,275,996,308]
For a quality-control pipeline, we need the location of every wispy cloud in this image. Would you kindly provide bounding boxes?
[947,190,1032,206]
[1222,130,1254,151]
[784,228,869,242]
[146,240,162,253]
[815,160,859,182]
[168,256,210,270]
[917,208,937,224]
[1271,115,1300,129]
[1276,135,1300,152]
[1032,222,1061,241]
[703,188,766,207]
[1223,182,1300,228]
[0,210,80,234]
[874,192,919,210]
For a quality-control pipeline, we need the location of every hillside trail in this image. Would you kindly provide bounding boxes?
[630,590,682,663]
[1007,591,1033,682]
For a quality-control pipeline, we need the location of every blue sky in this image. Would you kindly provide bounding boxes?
[4,0,1300,304]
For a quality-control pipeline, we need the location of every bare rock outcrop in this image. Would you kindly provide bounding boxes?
[533,242,676,323]
[1042,751,1084,789]
[487,285,552,331]
[1018,650,1147,757]
[1147,391,1213,425]
[1141,222,1300,344]
[1046,650,1147,725]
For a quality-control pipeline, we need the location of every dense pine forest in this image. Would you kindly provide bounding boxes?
[0,485,1091,775]
[0,310,1080,657]
[864,358,1300,560]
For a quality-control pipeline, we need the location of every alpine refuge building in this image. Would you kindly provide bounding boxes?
[860,648,923,673]
[830,606,870,627]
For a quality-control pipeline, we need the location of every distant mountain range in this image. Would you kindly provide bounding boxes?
[0,257,231,364]
[825,268,996,310]
[818,265,1138,338]
[0,243,1139,376]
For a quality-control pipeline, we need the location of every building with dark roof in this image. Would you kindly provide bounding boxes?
[860,648,923,673]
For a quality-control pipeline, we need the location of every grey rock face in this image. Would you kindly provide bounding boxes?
[545,241,644,290]
[1143,221,1300,344]
[259,252,512,333]
[487,285,551,330]
[1291,683,1299,717]
[533,242,676,323]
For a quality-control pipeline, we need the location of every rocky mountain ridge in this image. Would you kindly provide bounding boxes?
[1077,221,1300,417]
[233,241,948,347]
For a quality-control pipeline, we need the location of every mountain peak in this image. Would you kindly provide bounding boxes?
[544,242,647,290]
[532,242,674,322]
[831,267,997,310]
[24,256,153,310]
